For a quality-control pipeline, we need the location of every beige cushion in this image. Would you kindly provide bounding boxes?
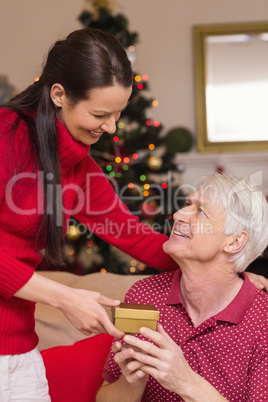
[35,271,148,351]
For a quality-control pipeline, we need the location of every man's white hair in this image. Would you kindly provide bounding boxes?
[194,173,268,272]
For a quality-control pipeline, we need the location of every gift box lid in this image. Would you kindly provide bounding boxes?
[114,303,160,320]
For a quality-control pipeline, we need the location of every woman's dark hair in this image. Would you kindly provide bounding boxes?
[1,28,133,265]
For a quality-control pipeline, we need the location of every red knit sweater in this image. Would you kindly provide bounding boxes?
[0,109,177,354]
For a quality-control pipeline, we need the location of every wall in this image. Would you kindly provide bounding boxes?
[1,0,267,192]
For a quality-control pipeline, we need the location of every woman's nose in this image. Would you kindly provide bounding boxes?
[101,116,117,134]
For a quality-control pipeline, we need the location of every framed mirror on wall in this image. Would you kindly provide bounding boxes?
[194,22,268,152]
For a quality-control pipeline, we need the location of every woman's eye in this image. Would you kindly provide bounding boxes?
[93,114,105,119]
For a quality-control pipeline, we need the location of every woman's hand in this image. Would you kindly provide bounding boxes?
[59,287,124,338]
[14,272,124,338]
[246,272,268,292]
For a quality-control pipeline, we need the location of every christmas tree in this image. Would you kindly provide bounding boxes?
[39,0,193,275]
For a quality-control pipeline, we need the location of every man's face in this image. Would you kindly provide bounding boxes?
[163,189,228,265]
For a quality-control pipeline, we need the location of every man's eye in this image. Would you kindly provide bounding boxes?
[93,114,105,119]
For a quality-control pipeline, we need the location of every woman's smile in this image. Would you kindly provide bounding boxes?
[88,130,104,139]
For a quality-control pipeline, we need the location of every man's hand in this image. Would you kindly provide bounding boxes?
[123,324,194,395]
[96,340,148,402]
[123,325,227,401]
[112,340,149,385]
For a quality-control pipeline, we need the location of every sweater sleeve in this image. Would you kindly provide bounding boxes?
[0,113,12,208]
[0,110,35,298]
[0,250,34,299]
[73,156,178,271]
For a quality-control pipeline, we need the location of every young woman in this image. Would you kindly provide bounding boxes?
[0,28,179,401]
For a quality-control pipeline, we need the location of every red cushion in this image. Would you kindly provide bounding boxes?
[41,334,113,402]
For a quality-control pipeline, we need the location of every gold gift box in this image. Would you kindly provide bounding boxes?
[113,303,160,333]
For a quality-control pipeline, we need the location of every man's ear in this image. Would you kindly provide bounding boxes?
[50,83,66,108]
[224,231,248,254]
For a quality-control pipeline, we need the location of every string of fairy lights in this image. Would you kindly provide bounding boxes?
[100,259,146,275]
[105,73,168,197]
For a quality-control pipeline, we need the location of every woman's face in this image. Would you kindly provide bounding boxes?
[51,83,132,146]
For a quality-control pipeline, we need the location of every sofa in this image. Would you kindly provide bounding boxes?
[35,271,148,402]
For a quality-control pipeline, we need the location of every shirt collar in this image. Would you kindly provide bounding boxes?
[56,118,90,172]
[215,273,256,324]
[166,269,256,325]
[166,268,183,305]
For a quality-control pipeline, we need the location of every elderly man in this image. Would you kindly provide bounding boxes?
[97,173,268,401]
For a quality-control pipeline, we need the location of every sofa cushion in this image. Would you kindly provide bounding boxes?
[41,334,113,402]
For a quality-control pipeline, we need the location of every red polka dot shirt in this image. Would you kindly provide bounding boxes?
[103,269,268,401]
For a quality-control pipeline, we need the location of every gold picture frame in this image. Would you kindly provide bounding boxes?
[194,22,268,152]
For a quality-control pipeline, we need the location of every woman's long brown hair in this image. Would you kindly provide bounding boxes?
[1,28,133,265]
